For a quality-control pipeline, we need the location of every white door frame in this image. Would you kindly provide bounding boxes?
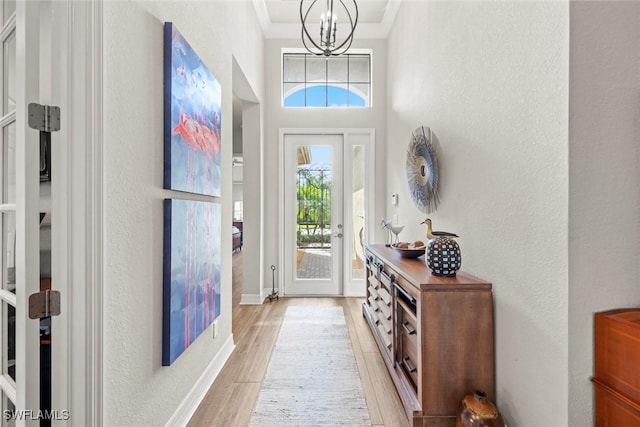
[49,1,104,425]
[278,128,375,297]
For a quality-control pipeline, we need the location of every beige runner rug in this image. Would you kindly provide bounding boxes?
[249,306,371,426]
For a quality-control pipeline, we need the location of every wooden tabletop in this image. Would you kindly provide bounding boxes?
[366,244,492,291]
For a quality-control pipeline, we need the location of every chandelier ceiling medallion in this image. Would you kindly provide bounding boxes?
[300,0,359,57]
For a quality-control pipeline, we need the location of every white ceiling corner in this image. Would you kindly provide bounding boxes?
[253,0,402,39]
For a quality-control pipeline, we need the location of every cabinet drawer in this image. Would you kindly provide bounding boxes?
[378,286,392,306]
[368,275,380,289]
[380,270,393,291]
[367,296,379,312]
[401,332,419,388]
[379,302,392,320]
[594,379,640,427]
[377,322,392,350]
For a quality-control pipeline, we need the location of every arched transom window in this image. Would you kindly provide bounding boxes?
[282,52,371,108]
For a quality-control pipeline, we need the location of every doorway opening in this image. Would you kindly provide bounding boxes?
[231,57,263,314]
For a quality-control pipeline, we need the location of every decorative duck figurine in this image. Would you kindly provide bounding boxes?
[421,218,459,240]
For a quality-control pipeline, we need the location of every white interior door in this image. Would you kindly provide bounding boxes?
[281,130,375,296]
[0,0,42,425]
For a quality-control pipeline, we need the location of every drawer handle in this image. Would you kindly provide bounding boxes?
[402,356,417,373]
[402,320,416,335]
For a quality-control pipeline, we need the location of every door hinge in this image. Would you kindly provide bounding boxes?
[28,103,61,132]
[28,289,61,319]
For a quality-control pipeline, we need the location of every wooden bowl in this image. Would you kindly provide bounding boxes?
[391,244,426,258]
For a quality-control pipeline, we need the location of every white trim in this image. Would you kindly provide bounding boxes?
[240,294,264,305]
[251,0,271,32]
[49,1,104,425]
[164,335,235,427]
[255,0,402,39]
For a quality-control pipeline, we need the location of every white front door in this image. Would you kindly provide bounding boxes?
[281,130,374,296]
[283,134,344,295]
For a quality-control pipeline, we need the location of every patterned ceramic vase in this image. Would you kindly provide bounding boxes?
[456,390,505,427]
[426,237,461,276]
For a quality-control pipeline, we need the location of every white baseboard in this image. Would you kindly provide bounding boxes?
[240,293,263,305]
[165,334,235,427]
[343,291,366,297]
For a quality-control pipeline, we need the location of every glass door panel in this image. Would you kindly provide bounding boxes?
[2,301,14,381]
[2,29,14,115]
[1,391,15,427]
[296,145,333,280]
[350,145,365,281]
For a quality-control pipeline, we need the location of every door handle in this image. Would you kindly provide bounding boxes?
[333,233,343,238]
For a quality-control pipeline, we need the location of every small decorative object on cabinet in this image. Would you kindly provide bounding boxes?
[381,218,404,246]
[422,218,462,276]
[592,309,640,426]
[426,237,462,277]
[457,390,505,427]
[363,244,495,427]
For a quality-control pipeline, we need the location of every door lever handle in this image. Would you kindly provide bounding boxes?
[333,233,343,238]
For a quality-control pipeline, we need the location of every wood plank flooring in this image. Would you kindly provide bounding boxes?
[188,252,409,427]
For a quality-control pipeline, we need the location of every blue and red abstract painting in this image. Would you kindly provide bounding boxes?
[163,199,221,365]
[164,22,222,197]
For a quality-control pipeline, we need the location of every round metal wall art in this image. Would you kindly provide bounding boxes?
[406,126,440,213]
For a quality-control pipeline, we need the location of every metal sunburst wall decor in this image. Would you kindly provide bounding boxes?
[406,126,440,213]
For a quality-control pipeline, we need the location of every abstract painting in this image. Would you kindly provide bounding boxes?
[163,199,221,365]
[164,22,222,197]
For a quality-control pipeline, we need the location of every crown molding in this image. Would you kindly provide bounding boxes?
[253,0,401,40]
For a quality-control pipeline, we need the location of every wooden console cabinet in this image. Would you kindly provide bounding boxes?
[593,309,640,426]
[363,244,495,427]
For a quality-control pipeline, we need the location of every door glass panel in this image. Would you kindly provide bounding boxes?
[1,391,15,427]
[296,145,332,280]
[3,301,15,381]
[2,212,15,293]
[3,122,15,203]
[2,1,15,26]
[351,145,365,280]
[3,30,15,114]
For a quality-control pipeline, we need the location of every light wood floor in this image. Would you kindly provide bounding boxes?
[188,251,409,426]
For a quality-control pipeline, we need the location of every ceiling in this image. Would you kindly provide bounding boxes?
[253,0,401,39]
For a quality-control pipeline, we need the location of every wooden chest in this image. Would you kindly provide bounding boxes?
[593,309,640,426]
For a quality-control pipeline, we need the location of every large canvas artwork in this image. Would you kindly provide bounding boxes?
[163,199,221,365]
[164,22,222,197]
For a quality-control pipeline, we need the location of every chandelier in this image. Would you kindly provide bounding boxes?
[300,0,359,57]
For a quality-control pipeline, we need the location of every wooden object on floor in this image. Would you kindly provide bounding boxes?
[593,309,640,426]
[363,244,495,427]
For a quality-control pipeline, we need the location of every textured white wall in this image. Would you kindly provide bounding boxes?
[102,1,263,425]
[263,39,388,290]
[386,2,569,425]
[569,2,640,425]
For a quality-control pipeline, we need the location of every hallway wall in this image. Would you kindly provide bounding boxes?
[102,2,263,425]
[386,2,569,425]
[568,2,640,424]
